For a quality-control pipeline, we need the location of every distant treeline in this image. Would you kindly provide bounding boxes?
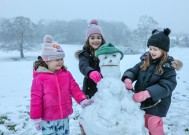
[0,16,188,58]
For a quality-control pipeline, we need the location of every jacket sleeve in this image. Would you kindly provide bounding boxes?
[30,78,43,119]
[147,68,177,101]
[68,72,87,103]
[79,53,95,77]
[121,62,141,82]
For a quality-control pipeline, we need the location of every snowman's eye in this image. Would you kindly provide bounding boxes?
[113,54,116,57]
[104,56,107,59]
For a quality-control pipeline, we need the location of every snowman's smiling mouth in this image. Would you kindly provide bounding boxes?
[101,64,119,67]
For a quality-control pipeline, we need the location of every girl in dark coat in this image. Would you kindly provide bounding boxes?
[75,19,105,135]
[76,19,105,99]
[122,28,183,135]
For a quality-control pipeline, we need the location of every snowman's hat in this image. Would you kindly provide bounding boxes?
[95,43,124,60]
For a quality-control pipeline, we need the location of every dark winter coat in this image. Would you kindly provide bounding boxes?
[122,56,182,117]
[76,47,100,98]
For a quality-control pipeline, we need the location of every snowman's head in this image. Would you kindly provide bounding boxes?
[95,43,123,67]
[98,52,122,67]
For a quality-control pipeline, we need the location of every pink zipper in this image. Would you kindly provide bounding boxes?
[55,74,63,118]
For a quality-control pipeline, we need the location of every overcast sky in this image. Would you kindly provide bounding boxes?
[0,0,188,33]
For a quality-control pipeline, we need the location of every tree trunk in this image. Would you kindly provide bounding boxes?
[20,44,24,58]
[19,32,24,58]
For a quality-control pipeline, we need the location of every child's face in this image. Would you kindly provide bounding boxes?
[149,46,162,59]
[88,33,103,50]
[45,58,64,72]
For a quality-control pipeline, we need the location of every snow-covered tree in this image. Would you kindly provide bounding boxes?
[12,16,34,58]
[180,35,189,47]
[133,16,159,52]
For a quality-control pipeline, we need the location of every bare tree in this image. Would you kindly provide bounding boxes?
[12,16,34,58]
[134,16,159,52]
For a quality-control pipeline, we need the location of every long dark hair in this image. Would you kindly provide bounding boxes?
[33,56,67,71]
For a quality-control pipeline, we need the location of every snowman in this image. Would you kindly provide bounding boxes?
[79,43,145,135]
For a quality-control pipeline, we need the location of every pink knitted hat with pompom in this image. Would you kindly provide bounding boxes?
[86,19,103,39]
[42,35,65,61]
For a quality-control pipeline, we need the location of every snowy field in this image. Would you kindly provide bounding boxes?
[0,44,188,135]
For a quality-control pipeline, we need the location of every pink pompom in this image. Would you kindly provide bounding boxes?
[90,19,98,25]
[43,35,53,43]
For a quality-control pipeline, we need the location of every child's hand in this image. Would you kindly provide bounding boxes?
[133,90,151,102]
[89,71,102,83]
[124,78,133,90]
[80,99,94,108]
[33,119,42,131]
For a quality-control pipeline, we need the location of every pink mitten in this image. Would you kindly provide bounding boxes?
[133,90,151,102]
[80,99,94,108]
[124,78,133,90]
[33,119,42,131]
[89,71,102,83]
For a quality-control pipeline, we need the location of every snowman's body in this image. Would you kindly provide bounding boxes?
[79,50,145,135]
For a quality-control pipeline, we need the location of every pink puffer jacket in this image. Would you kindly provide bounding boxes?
[30,67,86,121]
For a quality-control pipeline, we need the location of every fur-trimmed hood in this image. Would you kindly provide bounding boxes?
[171,59,183,71]
[75,46,93,60]
[75,50,83,60]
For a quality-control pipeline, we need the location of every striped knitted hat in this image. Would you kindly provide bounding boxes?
[86,19,103,39]
[42,35,65,61]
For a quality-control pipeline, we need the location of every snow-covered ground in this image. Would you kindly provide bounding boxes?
[0,45,188,135]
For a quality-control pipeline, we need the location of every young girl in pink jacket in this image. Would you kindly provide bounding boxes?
[30,35,93,135]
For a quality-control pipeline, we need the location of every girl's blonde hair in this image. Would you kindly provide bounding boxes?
[33,56,67,71]
[140,49,168,75]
